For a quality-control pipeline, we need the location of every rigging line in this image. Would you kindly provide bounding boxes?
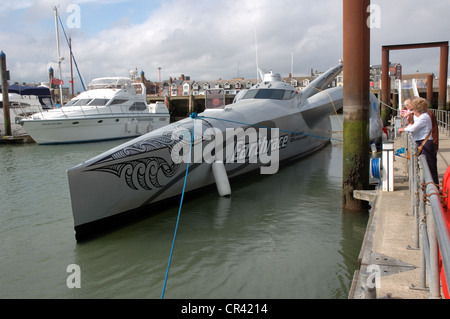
[310,86,343,128]
[57,15,86,91]
[379,99,399,112]
[193,114,343,143]
[161,116,197,300]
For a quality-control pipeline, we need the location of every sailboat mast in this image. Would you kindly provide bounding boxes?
[54,6,64,106]
[291,52,294,79]
[254,25,259,82]
[69,36,74,98]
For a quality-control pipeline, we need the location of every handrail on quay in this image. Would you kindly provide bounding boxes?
[353,116,450,299]
[405,131,450,299]
[430,109,450,137]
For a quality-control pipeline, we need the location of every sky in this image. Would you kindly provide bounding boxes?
[0,0,449,93]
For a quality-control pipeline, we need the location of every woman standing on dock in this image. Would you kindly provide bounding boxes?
[398,97,439,185]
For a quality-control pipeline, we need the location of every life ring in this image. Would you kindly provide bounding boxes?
[440,165,450,298]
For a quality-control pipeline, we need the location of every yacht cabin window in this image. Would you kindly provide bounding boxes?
[109,99,128,105]
[129,102,147,111]
[72,99,93,106]
[88,99,109,106]
[64,99,78,106]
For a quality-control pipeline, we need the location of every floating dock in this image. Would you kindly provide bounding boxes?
[0,134,35,144]
[350,128,450,299]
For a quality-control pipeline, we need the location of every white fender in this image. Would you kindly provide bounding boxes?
[212,161,231,197]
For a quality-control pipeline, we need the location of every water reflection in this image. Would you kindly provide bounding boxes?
[0,116,368,299]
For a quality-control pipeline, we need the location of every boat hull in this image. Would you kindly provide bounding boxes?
[21,115,169,144]
[67,105,334,240]
[67,65,344,240]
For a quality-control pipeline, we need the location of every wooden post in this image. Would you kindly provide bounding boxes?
[381,47,390,126]
[439,44,448,110]
[342,0,371,211]
[1,50,11,137]
[189,94,194,114]
[427,74,434,107]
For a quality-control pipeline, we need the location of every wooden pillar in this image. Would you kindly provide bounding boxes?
[342,0,371,212]
[381,47,390,126]
[1,50,11,136]
[189,94,193,114]
[427,74,434,107]
[439,44,448,110]
[392,92,398,111]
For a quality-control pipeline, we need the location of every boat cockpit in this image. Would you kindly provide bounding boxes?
[232,70,299,104]
[239,88,297,101]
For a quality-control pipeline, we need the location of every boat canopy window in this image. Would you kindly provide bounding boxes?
[88,99,109,106]
[88,78,132,90]
[129,102,147,111]
[241,89,297,101]
[39,97,53,109]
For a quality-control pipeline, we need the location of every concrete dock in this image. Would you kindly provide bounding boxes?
[349,129,450,299]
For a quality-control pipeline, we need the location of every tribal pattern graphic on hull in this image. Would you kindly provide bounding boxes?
[91,131,176,166]
[84,120,211,191]
[92,157,179,191]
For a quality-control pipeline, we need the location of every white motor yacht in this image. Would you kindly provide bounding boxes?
[20,77,170,144]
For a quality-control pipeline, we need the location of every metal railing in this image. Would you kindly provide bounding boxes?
[430,109,450,137]
[407,132,450,298]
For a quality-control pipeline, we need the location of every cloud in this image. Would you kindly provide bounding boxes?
[0,0,448,93]
[0,1,35,13]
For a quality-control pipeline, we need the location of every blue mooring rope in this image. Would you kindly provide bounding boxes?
[371,157,381,179]
[161,112,343,297]
[161,117,196,299]
[161,112,417,297]
[161,112,345,297]
[161,112,412,297]
[193,113,344,142]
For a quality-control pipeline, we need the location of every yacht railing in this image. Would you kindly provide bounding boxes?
[407,132,450,298]
[8,96,50,122]
[20,80,153,121]
[27,100,151,120]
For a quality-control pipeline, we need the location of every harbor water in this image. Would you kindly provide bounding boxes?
[0,115,369,299]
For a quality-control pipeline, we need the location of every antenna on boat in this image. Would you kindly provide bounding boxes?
[254,25,260,82]
[291,51,294,79]
[69,36,74,98]
[53,6,64,106]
